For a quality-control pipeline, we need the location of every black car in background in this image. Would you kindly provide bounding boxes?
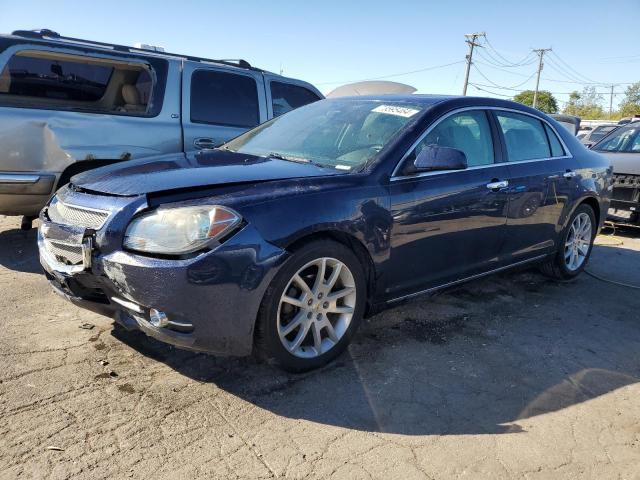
[38,95,611,371]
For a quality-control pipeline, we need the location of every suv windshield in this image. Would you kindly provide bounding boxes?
[224,99,425,170]
[593,123,640,153]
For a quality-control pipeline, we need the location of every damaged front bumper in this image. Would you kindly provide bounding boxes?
[38,187,287,356]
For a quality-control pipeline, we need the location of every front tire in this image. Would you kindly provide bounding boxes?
[255,240,366,372]
[540,204,596,280]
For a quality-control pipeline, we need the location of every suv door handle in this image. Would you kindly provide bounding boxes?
[563,170,578,179]
[486,180,509,190]
[193,137,217,150]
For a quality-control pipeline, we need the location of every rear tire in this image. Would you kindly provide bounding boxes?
[254,239,366,372]
[540,204,596,280]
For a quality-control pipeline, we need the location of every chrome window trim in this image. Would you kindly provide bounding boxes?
[390,106,573,179]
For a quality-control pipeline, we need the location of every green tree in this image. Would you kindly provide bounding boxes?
[513,90,558,113]
[619,82,640,117]
[563,87,604,119]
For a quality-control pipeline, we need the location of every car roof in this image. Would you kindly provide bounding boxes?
[3,30,265,74]
[325,94,552,115]
[326,94,456,106]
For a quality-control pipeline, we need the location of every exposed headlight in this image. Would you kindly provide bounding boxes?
[123,205,241,255]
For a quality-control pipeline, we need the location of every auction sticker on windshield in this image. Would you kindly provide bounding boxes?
[372,105,420,118]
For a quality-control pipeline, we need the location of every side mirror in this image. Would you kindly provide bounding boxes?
[414,144,467,172]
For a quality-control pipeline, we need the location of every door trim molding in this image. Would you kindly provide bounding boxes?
[385,253,549,304]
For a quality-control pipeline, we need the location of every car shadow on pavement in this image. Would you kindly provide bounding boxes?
[0,225,42,274]
[111,242,640,436]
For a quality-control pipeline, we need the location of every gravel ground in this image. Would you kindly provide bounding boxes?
[1,215,639,480]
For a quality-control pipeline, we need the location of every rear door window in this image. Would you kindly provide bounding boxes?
[270,81,321,117]
[190,70,259,127]
[0,50,160,116]
[0,52,112,101]
[496,111,551,161]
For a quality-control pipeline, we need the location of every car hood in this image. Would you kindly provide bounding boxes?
[597,151,640,176]
[70,150,345,196]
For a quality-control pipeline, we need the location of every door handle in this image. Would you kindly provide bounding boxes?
[563,170,578,179]
[486,180,509,190]
[193,137,218,150]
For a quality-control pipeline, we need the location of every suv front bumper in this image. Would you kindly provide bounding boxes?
[0,173,57,216]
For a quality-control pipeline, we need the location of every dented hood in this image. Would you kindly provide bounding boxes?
[70,150,344,196]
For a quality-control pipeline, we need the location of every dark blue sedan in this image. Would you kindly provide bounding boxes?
[38,95,612,371]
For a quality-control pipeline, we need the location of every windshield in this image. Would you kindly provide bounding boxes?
[224,99,425,171]
[593,123,640,153]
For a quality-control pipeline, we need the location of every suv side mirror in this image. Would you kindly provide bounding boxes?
[414,144,467,172]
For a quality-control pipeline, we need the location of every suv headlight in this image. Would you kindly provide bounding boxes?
[124,205,241,255]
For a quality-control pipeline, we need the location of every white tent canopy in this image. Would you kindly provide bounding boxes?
[326,81,417,98]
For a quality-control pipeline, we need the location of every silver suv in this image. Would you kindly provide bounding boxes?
[0,29,323,226]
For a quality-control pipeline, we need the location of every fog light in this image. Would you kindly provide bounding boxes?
[149,308,169,328]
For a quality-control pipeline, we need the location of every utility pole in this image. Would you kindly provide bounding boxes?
[462,32,485,96]
[609,84,616,118]
[532,48,552,109]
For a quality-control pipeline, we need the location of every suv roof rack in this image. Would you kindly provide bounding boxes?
[10,29,260,72]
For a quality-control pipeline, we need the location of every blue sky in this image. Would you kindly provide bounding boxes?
[2,0,639,109]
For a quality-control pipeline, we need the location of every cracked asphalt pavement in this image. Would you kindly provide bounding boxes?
[1,215,639,479]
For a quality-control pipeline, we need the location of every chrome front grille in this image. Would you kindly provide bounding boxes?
[47,197,110,230]
[44,239,84,265]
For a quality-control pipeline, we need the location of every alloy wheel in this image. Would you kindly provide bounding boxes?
[277,257,356,358]
[564,212,592,271]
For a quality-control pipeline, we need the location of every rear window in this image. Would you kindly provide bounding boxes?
[0,50,161,116]
[496,111,551,161]
[190,70,259,127]
[270,81,321,117]
[0,53,112,101]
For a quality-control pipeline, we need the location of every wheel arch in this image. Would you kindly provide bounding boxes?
[283,230,378,316]
[579,196,601,227]
[563,195,602,231]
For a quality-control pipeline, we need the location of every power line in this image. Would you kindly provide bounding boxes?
[468,83,514,97]
[472,64,537,90]
[475,59,637,86]
[315,60,465,86]
[549,50,598,84]
[476,49,535,69]
[544,56,603,85]
[483,36,537,67]
[469,82,623,96]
